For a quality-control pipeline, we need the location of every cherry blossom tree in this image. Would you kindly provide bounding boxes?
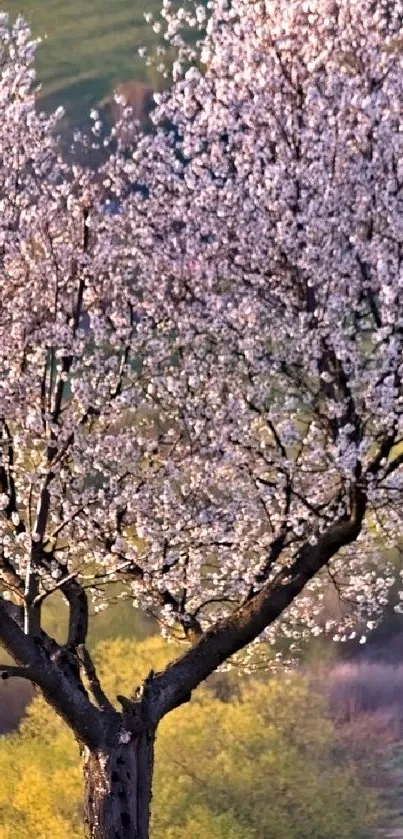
[1,1,403,836]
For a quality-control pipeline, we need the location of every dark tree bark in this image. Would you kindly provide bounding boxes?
[83,730,155,839]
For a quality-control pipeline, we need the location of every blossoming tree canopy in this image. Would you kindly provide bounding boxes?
[131,0,403,636]
[1,2,403,836]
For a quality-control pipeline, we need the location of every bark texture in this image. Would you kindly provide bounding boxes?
[83,730,155,839]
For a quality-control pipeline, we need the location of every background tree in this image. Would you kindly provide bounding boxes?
[1,2,403,837]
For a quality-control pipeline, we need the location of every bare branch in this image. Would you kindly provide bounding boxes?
[77,644,115,712]
[0,596,105,748]
[0,664,35,680]
[61,576,89,648]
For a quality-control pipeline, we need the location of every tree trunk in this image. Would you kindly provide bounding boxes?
[83,730,155,839]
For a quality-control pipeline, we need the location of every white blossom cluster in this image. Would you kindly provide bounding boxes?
[0,4,403,646]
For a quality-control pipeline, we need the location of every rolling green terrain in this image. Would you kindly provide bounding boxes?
[1,0,163,124]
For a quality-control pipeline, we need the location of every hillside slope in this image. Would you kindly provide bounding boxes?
[1,1,162,123]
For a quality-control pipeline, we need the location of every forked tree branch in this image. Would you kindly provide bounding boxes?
[0,597,105,748]
[149,484,366,723]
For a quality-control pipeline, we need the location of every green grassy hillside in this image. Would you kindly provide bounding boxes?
[1,1,163,124]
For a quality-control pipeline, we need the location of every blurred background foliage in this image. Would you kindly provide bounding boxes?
[0,637,378,839]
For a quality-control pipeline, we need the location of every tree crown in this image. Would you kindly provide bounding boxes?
[0,0,403,734]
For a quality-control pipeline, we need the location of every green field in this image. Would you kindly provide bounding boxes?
[1,0,163,125]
